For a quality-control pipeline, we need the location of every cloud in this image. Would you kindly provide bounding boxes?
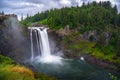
[59,0,71,6]
[0,0,120,20]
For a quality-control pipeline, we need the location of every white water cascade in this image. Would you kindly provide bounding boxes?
[28,27,62,63]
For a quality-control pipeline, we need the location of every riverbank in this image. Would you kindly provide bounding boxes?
[48,29,120,79]
[83,54,120,77]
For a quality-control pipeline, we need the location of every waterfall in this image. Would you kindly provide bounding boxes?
[28,27,62,63]
[30,29,34,60]
[34,30,40,56]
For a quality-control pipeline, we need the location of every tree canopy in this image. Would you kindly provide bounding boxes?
[23,1,119,30]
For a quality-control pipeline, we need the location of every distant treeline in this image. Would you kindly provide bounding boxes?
[23,1,120,29]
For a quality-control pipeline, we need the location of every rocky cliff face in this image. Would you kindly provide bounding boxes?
[0,15,12,55]
[82,30,110,45]
[54,26,111,46]
[0,14,30,62]
[55,25,71,38]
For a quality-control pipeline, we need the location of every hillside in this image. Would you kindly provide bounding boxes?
[22,1,120,77]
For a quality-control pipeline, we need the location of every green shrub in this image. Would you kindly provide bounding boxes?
[0,55,14,64]
[0,65,35,80]
[109,73,119,80]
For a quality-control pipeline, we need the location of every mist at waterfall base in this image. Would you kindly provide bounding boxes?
[3,17,30,61]
[28,27,62,64]
[29,27,111,80]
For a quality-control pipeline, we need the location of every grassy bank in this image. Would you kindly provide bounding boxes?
[0,54,57,80]
[61,33,120,64]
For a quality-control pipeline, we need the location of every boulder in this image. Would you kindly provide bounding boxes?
[56,25,71,37]
[83,30,97,41]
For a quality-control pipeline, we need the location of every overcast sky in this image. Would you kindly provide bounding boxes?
[0,0,120,20]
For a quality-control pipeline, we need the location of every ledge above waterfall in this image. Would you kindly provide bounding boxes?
[28,27,49,31]
[28,27,43,29]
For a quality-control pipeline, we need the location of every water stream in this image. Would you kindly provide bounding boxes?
[32,59,111,80]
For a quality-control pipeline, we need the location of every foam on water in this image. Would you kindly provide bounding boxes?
[34,55,62,64]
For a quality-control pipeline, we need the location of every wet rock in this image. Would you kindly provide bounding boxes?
[103,32,110,45]
[56,25,71,38]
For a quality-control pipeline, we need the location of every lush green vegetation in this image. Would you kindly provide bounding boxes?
[61,33,120,64]
[22,1,120,64]
[0,54,57,80]
[109,73,119,80]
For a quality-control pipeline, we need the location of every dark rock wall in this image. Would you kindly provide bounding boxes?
[0,15,30,63]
